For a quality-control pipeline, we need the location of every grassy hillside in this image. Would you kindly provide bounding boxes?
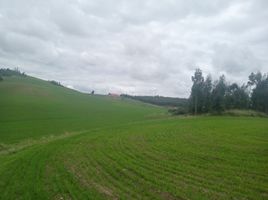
[0,75,267,200]
[0,76,166,143]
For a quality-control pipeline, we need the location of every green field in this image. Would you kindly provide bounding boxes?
[0,76,267,199]
[0,76,165,143]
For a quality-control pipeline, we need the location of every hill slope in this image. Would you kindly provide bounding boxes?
[0,76,166,143]
[0,74,267,200]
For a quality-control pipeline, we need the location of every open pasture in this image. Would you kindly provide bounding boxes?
[0,76,267,199]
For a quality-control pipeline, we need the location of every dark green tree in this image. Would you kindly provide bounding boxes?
[225,83,249,109]
[248,72,268,113]
[248,72,262,86]
[202,75,212,112]
[189,69,204,115]
[211,75,226,113]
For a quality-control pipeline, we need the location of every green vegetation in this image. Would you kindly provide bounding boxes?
[49,80,64,87]
[0,72,267,199]
[189,69,268,114]
[222,109,268,117]
[0,67,26,77]
[0,76,166,143]
[1,116,267,200]
[121,94,188,108]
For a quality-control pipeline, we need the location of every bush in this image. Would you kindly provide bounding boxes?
[0,68,26,77]
[50,80,63,87]
[0,76,3,81]
[168,107,188,115]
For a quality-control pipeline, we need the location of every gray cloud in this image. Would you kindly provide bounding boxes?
[212,43,261,74]
[0,0,267,97]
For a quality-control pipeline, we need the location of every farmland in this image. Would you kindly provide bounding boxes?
[0,76,165,143]
[0,76,268,199]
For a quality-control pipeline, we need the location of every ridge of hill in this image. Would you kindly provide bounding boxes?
[121,94,188,108]
[0,75,166,143]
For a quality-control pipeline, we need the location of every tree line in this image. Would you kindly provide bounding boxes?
[0,68,26,81]
[0,68,65,88]
[121,94,188,107]
[189,69,268,114]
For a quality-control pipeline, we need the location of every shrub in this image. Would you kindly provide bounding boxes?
[50,80,63,87]
[168,107,188,115]
[0,68,26,77]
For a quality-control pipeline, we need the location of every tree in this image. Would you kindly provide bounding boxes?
[248,72,262,86]
[0,68,26,77]
[202,75,212,112]
[211,75,226,113]
[50,80,63,87]
[91,90,95,95]
[248,72,268,113]
[225,83,249,109]
[189,69,204,115]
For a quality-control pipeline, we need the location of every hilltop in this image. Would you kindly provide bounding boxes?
[0,73,166,143]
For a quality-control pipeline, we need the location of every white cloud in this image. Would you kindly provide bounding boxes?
[0,0,267,97]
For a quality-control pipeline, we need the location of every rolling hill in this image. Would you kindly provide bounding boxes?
[0,75,166,143]
[0,74,267,200]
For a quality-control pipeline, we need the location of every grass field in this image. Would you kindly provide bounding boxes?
[0,76,165,143]
[0,76,268,199]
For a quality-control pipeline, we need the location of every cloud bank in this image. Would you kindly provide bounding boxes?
[0,0,267,97]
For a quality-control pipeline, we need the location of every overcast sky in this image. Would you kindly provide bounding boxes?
[0,0,267,97]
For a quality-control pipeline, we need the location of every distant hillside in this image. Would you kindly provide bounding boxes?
[121,94,188,108]
[0,70,166,143]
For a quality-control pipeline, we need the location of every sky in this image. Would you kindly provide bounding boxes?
[0,0,267,97]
